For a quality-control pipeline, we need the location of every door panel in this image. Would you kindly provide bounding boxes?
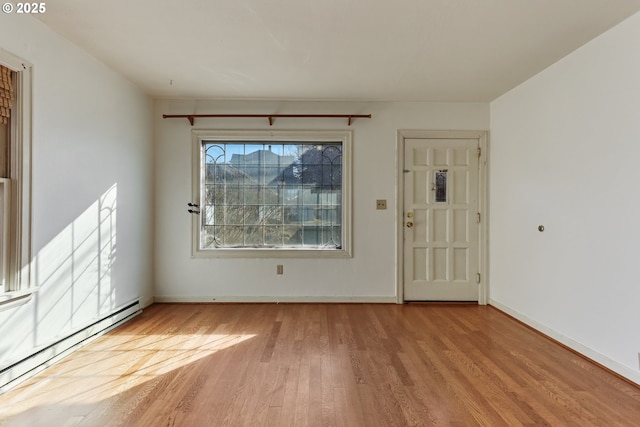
[404,138,479,301]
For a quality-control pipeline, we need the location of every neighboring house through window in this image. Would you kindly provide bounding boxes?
[192,130,352,258]
[0,49,32,298]
[0,64,11,292]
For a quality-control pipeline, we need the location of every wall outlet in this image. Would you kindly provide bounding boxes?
[376,199,387,210]
[276,265,284,275]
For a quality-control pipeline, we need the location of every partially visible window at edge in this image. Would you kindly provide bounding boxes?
[0,49,32,295]
[192,130,352,258]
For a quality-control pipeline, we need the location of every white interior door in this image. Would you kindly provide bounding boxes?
[403,138,480,301]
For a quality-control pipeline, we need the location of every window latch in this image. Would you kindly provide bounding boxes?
[187,202,200,214]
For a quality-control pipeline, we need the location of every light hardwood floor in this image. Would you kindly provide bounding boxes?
[1,303,639,426]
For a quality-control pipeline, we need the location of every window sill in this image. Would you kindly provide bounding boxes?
[0,287,38,311]
[191,247,352,259]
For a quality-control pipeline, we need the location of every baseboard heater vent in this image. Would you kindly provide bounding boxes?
[0,300,141,393]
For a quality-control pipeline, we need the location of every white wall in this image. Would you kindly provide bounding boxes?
[154,100,488,301]
[0,15,153,371]
[490,12,640,383]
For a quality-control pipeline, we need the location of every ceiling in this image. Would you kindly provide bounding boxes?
[36,0,640,102]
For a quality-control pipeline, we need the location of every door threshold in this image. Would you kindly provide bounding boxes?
[404,301,479,305]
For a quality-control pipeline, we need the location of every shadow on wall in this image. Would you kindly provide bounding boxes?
[0,183,120,361]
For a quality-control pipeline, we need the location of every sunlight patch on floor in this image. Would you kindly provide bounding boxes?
[0,333,257,418]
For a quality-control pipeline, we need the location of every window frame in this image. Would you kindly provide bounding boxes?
[191,130,352,258]
[0,48,33,302]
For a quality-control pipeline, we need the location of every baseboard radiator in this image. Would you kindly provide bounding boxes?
[0,300,141,393]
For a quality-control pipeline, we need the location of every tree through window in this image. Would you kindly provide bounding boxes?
[192,131,352,257]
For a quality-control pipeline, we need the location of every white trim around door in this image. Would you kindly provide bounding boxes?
[396,130,488,304]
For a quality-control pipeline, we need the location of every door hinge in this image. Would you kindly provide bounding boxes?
[476,273,481,284]
[477,147,481,158]
[477,212,481,223]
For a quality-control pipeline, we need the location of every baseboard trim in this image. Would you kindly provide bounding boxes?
[140,295,155,308]
[489,299,640,387]
[0,300,141,393]
[154,296,397,304]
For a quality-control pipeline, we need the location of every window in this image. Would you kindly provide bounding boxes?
[0,49,32,298]
[192,130,352,257]
[0,64,10,291]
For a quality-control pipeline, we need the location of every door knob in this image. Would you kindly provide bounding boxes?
[406,221,413,228]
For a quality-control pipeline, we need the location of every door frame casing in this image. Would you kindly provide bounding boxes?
[396,130,489,304]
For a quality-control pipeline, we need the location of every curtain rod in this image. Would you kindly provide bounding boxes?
[162,113,372,126]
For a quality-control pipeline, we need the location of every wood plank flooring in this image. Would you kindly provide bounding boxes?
[1,303,639,426]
